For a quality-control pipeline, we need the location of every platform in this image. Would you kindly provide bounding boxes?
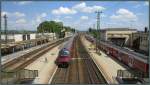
[81,36,127,84]
[25,42,66,84]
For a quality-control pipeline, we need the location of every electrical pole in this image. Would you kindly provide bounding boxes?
[4,14,8,44]
[52,28,54,40]
[95,11,102,53]
[93,24,97,52]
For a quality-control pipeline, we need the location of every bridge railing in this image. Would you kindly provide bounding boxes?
[1,69,38,84]
[117,69,146,79]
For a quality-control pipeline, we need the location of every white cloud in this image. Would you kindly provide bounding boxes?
[64,16,72,19]
[144,1,149,6]
[1,11,9,17]
[80,16,88,20]
[52,7,77,15]
[14,12,25,17]
[16,18,27,24]
[36,13,47,23]
[73,2,105,13]
[14,1,32,5]
[1,11,25,18]
[54,19,62,22]
[101,14,107,17]
[110,8,137,21]
[41,13,47,17]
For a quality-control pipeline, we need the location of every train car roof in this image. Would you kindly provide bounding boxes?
[63,34,76,50]
[100,41,148,59]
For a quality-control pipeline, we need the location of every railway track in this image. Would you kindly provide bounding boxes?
[2,38,69,72]
[50,34,107,84]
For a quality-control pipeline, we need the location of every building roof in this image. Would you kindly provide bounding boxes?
[101,28,137,31]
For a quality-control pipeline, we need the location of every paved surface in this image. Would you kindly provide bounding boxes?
[1,40,58,65]
[24,42,66,84]
[81,36,127,84]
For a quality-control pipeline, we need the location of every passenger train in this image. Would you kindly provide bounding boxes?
[55,35,76,68]
[85,34,149,76]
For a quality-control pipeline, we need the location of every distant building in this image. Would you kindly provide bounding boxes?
[65,32,73,37]
[1,32,72,44]
[1,34,14,42]
[36,33,57,40]
[1,33,37,43]
[130,27,149,55]
[100,28,137,46]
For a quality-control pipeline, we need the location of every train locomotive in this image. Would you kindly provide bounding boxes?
[55,35,75,68]
[85,34,149,76]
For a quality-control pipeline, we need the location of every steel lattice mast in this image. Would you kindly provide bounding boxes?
[95,11,102,52]
[4,14,8,44]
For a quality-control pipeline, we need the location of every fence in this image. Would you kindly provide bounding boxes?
[117,69,144,79]
[1,69,38,84]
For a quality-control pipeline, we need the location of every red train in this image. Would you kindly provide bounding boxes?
[85,34,149,75]
[55,35,75,68]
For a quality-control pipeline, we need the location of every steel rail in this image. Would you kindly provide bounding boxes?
[78,34,107,84]
[2,38,68,72]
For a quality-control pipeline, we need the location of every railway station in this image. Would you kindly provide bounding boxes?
[1,33,149,84]
[1,1,149,84]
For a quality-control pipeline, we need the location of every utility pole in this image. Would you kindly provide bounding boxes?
[95,11,102,53]
[4,14,8,44]
[52,28,54,40]
[93,24,97,51]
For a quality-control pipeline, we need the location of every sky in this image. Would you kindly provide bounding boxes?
[1,1,149,31]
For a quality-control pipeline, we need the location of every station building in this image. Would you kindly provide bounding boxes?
[129,28,149,55]
[99,27,149,55]
[100,28,137,46]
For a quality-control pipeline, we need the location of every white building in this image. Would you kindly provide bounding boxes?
[65,32,73,37]
[1,33,37,43]
[36,33,57,41]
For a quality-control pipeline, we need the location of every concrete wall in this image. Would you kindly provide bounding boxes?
[36,33,57,40]
[100,30,137,46]
[65,32,73,37]
[14,34,23,42]
[1,34,14,40]
[30,33,36,40]
[1,33,37,42]
[131,32,149,52]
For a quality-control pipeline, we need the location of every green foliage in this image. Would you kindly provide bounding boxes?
[37,21,75,38]
[37,21,62,33]
[88,28,99,38]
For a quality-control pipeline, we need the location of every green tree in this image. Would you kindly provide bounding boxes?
[37,20,75,38]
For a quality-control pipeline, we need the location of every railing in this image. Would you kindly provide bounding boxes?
[117,69,144,79]
[1,69,38,84]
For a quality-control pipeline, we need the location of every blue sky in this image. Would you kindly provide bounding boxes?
[1,1,149,31]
